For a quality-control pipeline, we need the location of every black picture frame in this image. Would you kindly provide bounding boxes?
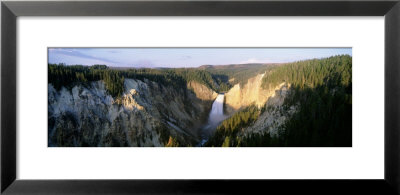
[1,0,399,194]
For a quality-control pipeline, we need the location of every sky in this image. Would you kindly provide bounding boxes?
[48,48,352,68]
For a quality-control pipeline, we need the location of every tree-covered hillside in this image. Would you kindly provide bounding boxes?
[261,55,351,91]
[205,104,260,147]
[199,63,277,88]
[206,55,352,147]
[48,64,232,97]
[48,62,276,98]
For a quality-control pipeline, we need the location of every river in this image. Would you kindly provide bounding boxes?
[198,94,227,146]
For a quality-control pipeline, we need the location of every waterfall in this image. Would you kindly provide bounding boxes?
[199,94,227,146]
[208,94,225,127]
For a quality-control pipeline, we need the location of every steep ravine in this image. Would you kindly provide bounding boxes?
[48,73,293,147]
[48,79,215,147]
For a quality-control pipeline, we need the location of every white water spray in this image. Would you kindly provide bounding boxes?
[199,94,227,145]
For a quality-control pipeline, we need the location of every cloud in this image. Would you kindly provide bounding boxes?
[240,58,265,64]
[130,60,155,68]
[181,55,192,60]
[239,57,300,64]
[49,48,119,64]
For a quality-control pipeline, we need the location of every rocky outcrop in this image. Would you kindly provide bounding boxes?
[224,73,286,114]
[115,89,144,111]
[48,79,214,147]
[242,83,297,137]
[187,81,218,101]
[222,72,297,137]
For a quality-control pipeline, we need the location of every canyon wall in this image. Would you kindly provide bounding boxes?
[242,83,296,137]
[224,73,286,115]
[48,79,216,147]
[187,81,218,101]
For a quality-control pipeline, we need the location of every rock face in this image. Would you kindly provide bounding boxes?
[243,83,297,137]
[224,73,285,115]
[187,81,218,101]
[48,79,215,147]
[223,73,296,137]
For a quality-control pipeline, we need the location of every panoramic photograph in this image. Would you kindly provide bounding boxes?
[48,48,352,147]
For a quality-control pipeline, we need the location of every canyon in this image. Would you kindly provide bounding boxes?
[48,73,289,147]
[49,79,212,147]
[48,55,352,147]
